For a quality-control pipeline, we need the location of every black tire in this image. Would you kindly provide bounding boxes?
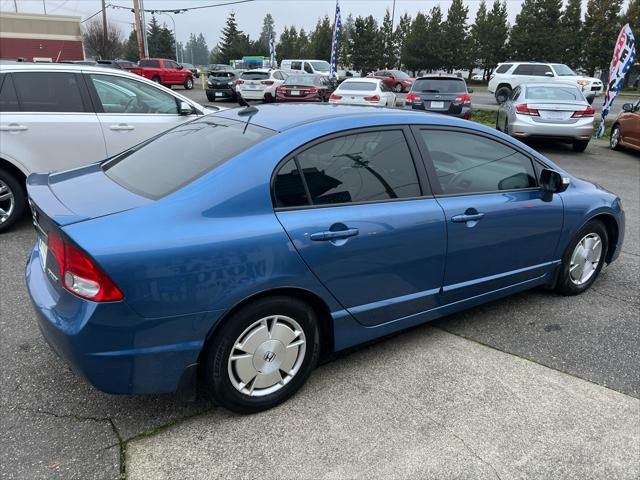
[572,140,589,152]
[206,94,216,102]
[495,86,511,104]
[610,125,622,150]
[0,168,26,233]
[555,220,608,296]
[184,77,194,90]
[201,296,320,414]
[151,76,161,84]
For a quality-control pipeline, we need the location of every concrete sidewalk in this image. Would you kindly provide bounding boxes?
[127,327,639,480]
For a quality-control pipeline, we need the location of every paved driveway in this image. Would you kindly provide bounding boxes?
[1,140,638,479]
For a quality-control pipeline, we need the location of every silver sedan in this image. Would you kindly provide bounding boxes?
[496,83,595,152]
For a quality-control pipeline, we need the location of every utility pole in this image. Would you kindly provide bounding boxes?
[133,0,145,60]
[42,0,47,14]
[101,0,108,59]
[13,0,18,12]
[139,0,149,57]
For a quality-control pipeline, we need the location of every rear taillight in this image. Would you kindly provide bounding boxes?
[47,232,123,302]
[572,105,595,117]
[364,94,381,102]
[261,80,274,85]
[276,86,285,94]
[329,94,342,101]
[406,92,420,102]
[305,86,318,94]
[515,104,540,116]
[236,79,244,85]
[455,93,472,104]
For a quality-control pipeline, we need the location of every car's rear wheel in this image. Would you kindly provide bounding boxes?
[610,125,622,150]
[495,86,511,104]
[572,140,590,152]
[184,77,194,90]
[202,296,319,413]
[151,76,161,84]
[555,220,608,296]
[0,169,26,233]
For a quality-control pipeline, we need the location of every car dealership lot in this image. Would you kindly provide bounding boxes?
[1,138,638,479]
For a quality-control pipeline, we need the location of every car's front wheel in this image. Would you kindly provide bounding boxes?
[610,125,622,150]
[0,168,26,233]
[555,220,608,295]
[184,77,194,90]
[202,296,319,413]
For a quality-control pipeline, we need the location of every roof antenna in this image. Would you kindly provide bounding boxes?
[237,95,259,116]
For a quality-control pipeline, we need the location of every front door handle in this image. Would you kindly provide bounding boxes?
[451,212,485,223]
[109,124,135,131]
[310,227,359,241]
[0,124,28,132]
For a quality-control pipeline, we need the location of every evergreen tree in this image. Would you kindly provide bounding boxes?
[147,16,175,59]
[217,12,243,64]
[469,1,491,78]
[423,6,444,72]
[379,9,395,68]
[308,15,333,60]
[441,0,469,72]
[340,13,355,67]
[559,0,583,68]
[509,0,563,62]
[297,28,310,58]
[350,15,382,75]
[257,13,276,56]
[394,13,412,69]
[185,33,210,65]
[583,0,624,77]
[485,0,509,76]
[123,30,139,62]
[402,12,428,74]
[276,26,299,62]
[624,0,639,31]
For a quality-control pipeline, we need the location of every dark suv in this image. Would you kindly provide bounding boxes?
[405,75,473,119]
[206,70,241,101]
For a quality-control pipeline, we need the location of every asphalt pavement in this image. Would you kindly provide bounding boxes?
[1,123,638,478]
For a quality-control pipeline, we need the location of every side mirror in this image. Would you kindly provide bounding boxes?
[540,168,570,194]
[178,101,194,116]
[467,87,474,93]
[544,71,554,77]
[622,102,634,112]
[177,64,184,70]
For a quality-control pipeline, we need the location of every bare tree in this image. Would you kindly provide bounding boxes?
[83,18,124,60]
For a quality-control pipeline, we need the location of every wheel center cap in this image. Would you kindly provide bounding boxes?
[252,339,286,374]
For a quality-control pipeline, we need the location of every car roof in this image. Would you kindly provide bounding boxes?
[0,62,134,75]
[215,103,471,133]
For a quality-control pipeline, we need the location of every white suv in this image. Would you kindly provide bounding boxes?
[489,62,603,105]
[0,63,218,232]
[237,69,287,101]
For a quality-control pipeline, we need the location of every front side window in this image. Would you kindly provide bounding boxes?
[139,59,160,68]
[283,130,421,207]
[90,74,179,114]
[303,62,314,74]
[12,72,85,112]
[420,130,536,195]
[552,64,577,76]
[291,61,302,70]
[165,61,180,69]
[104,117,273,199]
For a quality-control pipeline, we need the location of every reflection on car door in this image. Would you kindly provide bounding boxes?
[87,73,197,157]
[0,71,106,173]
[415,127,564,303]
[274,127,447,327]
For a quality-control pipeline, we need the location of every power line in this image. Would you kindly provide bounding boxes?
[107,0,257,15]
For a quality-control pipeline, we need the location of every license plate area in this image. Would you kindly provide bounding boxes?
[540,110,572,121]
[291,90,301,96]
[430,101,445,109]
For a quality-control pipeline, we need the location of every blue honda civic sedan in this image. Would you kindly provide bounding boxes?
[26,104,624,413]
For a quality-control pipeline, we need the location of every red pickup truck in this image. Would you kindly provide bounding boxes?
[125,58,195,89]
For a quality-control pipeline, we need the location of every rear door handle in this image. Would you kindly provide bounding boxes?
[109,124,135,131]
[451,213,485,223]
[310,228,359,241]
[0,124,28,132]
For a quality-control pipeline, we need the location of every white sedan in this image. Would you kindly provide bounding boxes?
[329,78,396,107]
[237,69,288,102]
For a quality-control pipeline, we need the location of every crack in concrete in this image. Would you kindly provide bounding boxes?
[343,379,503,480]
[591,286,639,305]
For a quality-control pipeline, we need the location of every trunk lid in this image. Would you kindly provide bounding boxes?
[414,92,464,113]
[525,101,589,123]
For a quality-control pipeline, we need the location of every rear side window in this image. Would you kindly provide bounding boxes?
[274,159,309,208]
[139,59,161,68]
[513,64,532,75]
[12,72,86,112]
[337,81,377,91]
[495,64,512,74]
[0,74,19,111]
[412,78,466,93]
[241,71,268,80]
[104,117,273,199]
[530,65,553,76]
[420,130,536,195]
[279,130,421,207]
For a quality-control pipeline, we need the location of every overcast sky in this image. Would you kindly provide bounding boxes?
[2,0,632,50]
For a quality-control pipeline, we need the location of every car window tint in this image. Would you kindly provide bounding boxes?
[166,61,179,69]
[495,64,512,74]
[412,78,466,93]
[513,64,532,75]
[530,65,553,76]
[420,130,536,195]
[295,130,420,205]
[0,74,19,111]
[241,71,269,80]
[12,72,85,112]
[139,59,160,68]
[273,159,309,208]
[291,61,302,70]
[90,74,178,114]
[104,117,274,199]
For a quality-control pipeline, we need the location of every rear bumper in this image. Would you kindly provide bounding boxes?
[510,116,594,140]
[408,104,471,119]
[239,90,268,100]
[276,94,322,102]
[206,87,235,98]
[26,245,224,395]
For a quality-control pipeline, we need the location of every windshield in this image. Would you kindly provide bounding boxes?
[285,75,317,86]
[310,61,331,72]
[526,85,583,101]
[104,117,273,199]
[552,64,577,76]
[209,71,235,79]
[391,70,411,79]
[412,78,466,93]
[241,71,269,80]
[337,81,377,91]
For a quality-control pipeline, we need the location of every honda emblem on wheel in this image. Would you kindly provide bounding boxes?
[263,351,276,362]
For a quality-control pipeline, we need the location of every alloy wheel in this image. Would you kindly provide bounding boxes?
[569,233,602,286]
[227,315,306,397]
[0,179,15,225]
[610,127,620,149]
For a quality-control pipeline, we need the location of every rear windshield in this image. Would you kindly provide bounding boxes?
[285,75,317,85]
[209,71,235,78]
[412,78,466,93]
[338,81,376,91]
[241,71,269,80]
[103,117,273,199]
[525,85,583,101]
